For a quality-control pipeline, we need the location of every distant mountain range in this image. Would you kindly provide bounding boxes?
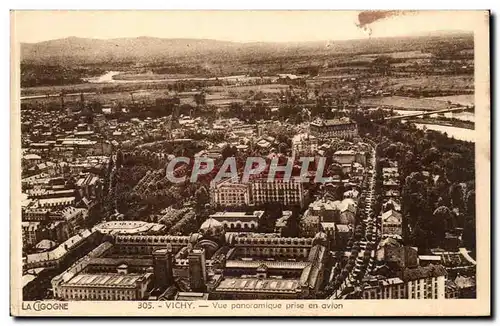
[20,32,473,64]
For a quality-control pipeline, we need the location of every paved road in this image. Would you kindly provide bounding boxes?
[329,140,379,299]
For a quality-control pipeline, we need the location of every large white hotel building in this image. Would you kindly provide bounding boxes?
[211,176,305,207]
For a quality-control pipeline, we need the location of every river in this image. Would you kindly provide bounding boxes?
[84,71,278,84]
[393,109,474,123]
[414,123,475,142]
[83,71,122,83]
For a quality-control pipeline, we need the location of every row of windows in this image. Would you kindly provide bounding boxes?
[217,200,246,205]
[218,193,246,199]
[410,292,438,299]
[60,292,135,301]
[364,287,441,300]
[235,238,312,246]
[224,222,258,229]
[363,289,405,299]
[217,197,245,202]
[115,236,189,244]
[409,279,438,288]
[251,186,302,191]
[251,192,302,197]
[57,284,142,300]
[39,201,75,208]
[61,287,135,295]
[216,190,246,196]
[241,247,309,253]
[383,223,402,227]
[240,248,309,258]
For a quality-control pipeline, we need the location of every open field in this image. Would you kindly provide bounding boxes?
[113,72,197,81]
[206,84,289,93]
[361,96,453,111]
[20,81,176,97]
[359,51,433,59]
[21,88,175,107]
[426,94,474,106]
[387,75,474,91]
[206,99,245,106]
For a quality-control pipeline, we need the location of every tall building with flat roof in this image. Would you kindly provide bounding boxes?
[153,245,174,290]
[188,249,207,292]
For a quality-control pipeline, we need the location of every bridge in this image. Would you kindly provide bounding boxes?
[385,106,472,121]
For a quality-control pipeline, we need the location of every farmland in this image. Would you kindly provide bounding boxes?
[360,96,454,111]
[386,75,474,92]
[428,94,474,106]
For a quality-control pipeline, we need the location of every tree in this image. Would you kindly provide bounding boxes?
[354,225,364,240]
[194,186,209,211]
[433,206,454,235]
[194,92,206,106]
[221,144,237,159]
[410,223,430,253]
[465,190,475,216]
[371,55,393,76]
[116,150,124,169]
[449,183,465,211]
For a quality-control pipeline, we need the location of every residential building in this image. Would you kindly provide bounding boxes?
[292,133,318,157]
[76,173,101,199]
[37,197,76,209]
[22,222,46,247]
[332,150,356,165]
[361,276,406,299]
[445,280,459,298]
[381,210,403,236]
[403,264,447,299]
[61,207,88,232]
[454,274,476,298]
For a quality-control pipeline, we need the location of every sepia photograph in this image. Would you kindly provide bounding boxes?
[10,10,490,317]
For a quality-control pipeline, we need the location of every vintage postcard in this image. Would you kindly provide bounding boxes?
[10,10,490,317]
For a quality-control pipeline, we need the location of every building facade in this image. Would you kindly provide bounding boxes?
[362,277,406,299]
[211,179,250,207]
[249,178,304,207]
[291,133,318,158]
[309,118,358,139]
[211,177,305,207]
[22,222,46,247]
[53,272,153,300]
[209,211,264,231]
[381,210,403,236]
[188,249,207,292]
[403,265,447,299]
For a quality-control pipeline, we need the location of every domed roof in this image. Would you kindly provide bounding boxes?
[199,218,225,239]
[257,263,269,273]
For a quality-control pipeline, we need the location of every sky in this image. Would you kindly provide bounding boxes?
[12,10,482,44]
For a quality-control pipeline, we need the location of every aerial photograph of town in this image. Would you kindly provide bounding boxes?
[16,11,478,304]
